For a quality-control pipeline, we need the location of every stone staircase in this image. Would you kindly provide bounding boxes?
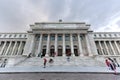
[6,56,105,67]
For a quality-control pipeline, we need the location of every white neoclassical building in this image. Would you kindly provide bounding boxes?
[0,21,120,80]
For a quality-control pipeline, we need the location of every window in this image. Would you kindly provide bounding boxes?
[4,34,7,37]
[58,45,62,49]
[24,35,26,38]
[73,34,77,41]
[50,45,54,49]
[40,79,45,80]
[19,34,22,37]
[9,35,12,38]
[65,34,70,41]
[43,45,46,49]
[104,34,106,37]
[94,34,96,37]
[99,34,101,37]
[114,34,117,37]
[14,34,16,37]
[35,34,40,41]
[109,34,111,37]
[80,35,83,40]
[66,45,70,49]
[50,34,55,41]
[58,34,62,41]
[43,35,47,41]
[74,45,78,49]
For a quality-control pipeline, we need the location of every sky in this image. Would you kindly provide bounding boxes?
[0,0,120,32]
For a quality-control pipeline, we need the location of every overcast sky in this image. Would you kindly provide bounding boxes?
[0,0,120,32]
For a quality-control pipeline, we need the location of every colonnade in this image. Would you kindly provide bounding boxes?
[30,33,92,57]
[0,41,26,56]
[95,41,120,55]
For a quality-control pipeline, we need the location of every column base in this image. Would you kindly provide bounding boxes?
[80,54,84,57]
[45,54,49,57]
[72,53,75,57]
[89,54,93,56]
[63,54,66,57]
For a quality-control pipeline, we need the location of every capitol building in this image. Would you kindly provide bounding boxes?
[0,21,120,80]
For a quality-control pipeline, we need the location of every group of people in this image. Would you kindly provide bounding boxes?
[43,58,54,68]
[105,57,120,74]
[43,51,71,68]
[0,59,7,68]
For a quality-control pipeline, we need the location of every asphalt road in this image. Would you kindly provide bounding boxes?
[0,72,120,80]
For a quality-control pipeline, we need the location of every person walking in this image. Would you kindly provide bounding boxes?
[43,58,47,68]
[66,51,71,62]
[108,58,117,74]
[1,59,7,68]
[113,58,120,67]
[105,59,111,70]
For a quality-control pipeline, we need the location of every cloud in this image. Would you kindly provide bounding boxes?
[0,0,120,32]
[0,0,49,32]
[96,11,120,32]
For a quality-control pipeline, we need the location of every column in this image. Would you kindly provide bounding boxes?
[29,35,35,54]
[114,41,120,55]
[46,34,50,56]
[17,41,22,55]
[11,41,17,55]
[109,41,115,55]
[77,34,83,56]
[104,41,110,55]
[0,41,1,45]
[54,34,58,54]
[5,41,12,55]
[0,41,6,55]
[0,41,1,50]
[37,34,43,56]
[70,34,74,56]
[62,34,65,56]
[98,41,104,55]
[85,34,92,56]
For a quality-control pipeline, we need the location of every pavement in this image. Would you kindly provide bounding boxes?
[0,66,120,73]
[0,66,120,80]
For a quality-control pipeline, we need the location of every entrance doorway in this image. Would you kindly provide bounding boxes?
[66,45,71,56]
[74,45,78,56]
[58,45,62,56]
[50,45,55,57]
[42,45,46,57]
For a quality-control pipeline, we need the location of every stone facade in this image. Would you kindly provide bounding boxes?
[0,22,120,68]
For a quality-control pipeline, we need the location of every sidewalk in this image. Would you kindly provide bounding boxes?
[0,66,120,73]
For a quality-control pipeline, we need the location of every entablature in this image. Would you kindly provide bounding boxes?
[0,33,28,39]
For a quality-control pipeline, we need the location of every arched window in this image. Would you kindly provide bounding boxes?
[50,45,54,49]
[43,45,46,49]
[58,45,62,49]
[74,45,78,49]
[66,45,70,49]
